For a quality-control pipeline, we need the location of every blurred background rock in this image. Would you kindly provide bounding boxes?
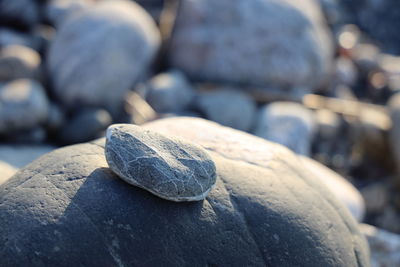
[0,0,400,265]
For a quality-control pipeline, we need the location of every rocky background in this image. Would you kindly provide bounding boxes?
[1,0,400,265]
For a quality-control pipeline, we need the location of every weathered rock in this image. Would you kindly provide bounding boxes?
[195,88,256,132]
[0,0,40,29]
[299,156,365,221]
[0,161,17,185]
[169,0,333,91]
[0,45,41,81]
[0,79,49,134]
[360,223,400,267]
[58,108,112,145]
[105,124,216,201]
[146,117,367,222]
[0,118,369,266]
[253,102,315,155]
[47,0,160,114]
[146,70,195,113]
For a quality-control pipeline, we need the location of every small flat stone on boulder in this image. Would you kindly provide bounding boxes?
[105,124,217,201]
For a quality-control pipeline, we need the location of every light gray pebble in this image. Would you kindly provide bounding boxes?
[195,88,256,132]
[105,124,217,202]
[146,70,195,113]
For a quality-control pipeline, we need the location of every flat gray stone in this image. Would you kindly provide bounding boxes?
[105,124,217,201]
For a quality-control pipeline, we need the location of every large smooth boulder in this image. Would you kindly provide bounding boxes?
[47,0,160,114]
[169,0,333,91]
[0,118,369,266]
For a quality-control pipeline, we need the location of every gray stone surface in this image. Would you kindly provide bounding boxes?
[0,28,40,51]
[58,108,111,145]
[0,118,369,266]
[195,88,256,132]
[0,45,41,81]
[47,0,160,114]
[253,102,315,155]
[146,117,366,222]
[105,124,216,201]
[360,223,400,267]
[146,70,195,113]
[0,0,40,29]
[169,0,333,91]
[0,79,49,134]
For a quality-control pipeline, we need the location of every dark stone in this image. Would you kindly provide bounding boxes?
[0,118,369,266]
[105,124,216,201]
[58,108,111,145]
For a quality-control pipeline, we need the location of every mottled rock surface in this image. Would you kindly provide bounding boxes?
[146,70,195,113]
[0,79,49,133]
[105,124,216,201]
[146,117,365,222]
[0,118,369,266]
[253,102,315,155]
[195,89,256,132]
[169,0,333,91]
[0,45,41,81]
[47,0,160,113]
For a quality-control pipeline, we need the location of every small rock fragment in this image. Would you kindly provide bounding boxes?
[105,124,217,202]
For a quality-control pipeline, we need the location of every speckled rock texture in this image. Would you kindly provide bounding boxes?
[105,124,216,201]
[47,0,160,113]
[253,102,316,155]
[0,79,49,134]
[169,0,333,91]
[0,118,369,266]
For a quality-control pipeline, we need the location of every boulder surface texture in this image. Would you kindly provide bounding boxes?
[0,117,369,266]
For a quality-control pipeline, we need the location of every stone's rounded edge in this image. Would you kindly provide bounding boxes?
[104,123,217,202]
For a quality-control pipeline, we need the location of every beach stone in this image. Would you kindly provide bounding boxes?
[360,223,400,267]
[105,124,216,201]
[169,0,333,91]
[146,70,195,113]
[0,45,41,81]
[0,79,49,134]
[146,117,366,221]
[47,0,161,114]
[195,89,256,132]
[253,102,315,155]
[58,108,112,145]
[0,161,17,185]
[0,0,40,30]
[0,119,369,266]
